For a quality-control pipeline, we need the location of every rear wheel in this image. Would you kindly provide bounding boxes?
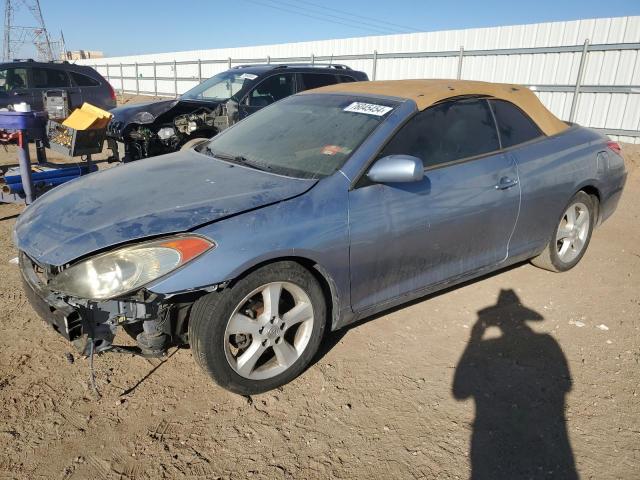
[180,137,209,151]
[531,191,595,272]
[188,261,326,395]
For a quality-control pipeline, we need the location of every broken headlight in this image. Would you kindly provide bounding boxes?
[49,236,214,300]
[131,111,155,124]
[157,126,176,140]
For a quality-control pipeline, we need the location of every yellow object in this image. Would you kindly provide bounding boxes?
[308,79,569,136]
[62,103,112,130]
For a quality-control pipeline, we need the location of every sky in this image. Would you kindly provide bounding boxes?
[6,0,640,58]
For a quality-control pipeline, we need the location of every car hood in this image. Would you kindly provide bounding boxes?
[15,150,316,266]
[109,99,180,126]
[109,98,223,127]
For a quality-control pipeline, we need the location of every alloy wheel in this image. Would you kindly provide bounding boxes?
[223,281,315,380]
[556,201,590,263]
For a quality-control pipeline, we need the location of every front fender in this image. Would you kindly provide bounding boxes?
[147,173,352,317]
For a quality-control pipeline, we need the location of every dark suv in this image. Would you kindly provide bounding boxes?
[0,60,117,112]
[106,63,368,161]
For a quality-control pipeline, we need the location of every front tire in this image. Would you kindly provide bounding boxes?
[531,191,595,272]
[122,322,143,340]
[188,261,327,395]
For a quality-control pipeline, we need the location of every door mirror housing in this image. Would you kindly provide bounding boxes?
[367,155,424,183]
[225,98,239,122]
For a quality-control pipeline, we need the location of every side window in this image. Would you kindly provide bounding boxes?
[31,68,70,88]
[379,98,500,168]
[0,67,28,91]
[298,73,339,91]
[247,74,294,107]
[338,75,356,83]
[71,71,99,87]
[489,99,543,148]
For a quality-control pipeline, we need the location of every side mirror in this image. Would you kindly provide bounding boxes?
[226,98,239,116]
[367,155,424,183]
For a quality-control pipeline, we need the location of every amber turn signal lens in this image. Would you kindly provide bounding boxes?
[160,237,214,263]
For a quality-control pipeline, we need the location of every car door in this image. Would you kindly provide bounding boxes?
[31,67,81,111]
[486,99,553,258]
[238,72,295,119]
[0,66,33,108]
[348,98,521,312]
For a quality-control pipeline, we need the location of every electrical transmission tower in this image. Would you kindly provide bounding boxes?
[3,0,63,61]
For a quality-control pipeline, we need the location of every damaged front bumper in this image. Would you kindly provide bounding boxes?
[19,252,189,357]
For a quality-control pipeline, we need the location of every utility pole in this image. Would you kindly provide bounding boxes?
[59,29,67,60]
[3,0,12,61]
[3,0,58,61]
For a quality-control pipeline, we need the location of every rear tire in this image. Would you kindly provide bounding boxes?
[531,191,595,272]
[188,261,327,395]
[180,137,209,151]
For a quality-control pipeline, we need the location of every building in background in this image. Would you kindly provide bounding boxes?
[63,50,104,60]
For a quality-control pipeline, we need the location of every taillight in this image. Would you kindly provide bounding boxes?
[606,141,622,156]
[107,82,116,101]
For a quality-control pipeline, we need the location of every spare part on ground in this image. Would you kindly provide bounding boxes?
[47,102,112,157]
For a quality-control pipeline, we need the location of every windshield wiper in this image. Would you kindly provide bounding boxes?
[203,148,272,172]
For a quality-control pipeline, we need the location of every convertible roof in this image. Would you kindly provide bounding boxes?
[310,79,569,136]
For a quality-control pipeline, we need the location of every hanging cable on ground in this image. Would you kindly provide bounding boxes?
[88,335,101,399]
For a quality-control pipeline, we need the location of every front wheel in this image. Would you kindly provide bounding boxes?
[188,261,327,395]
[531,191,595,272]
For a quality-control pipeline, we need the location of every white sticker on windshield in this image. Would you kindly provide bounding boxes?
[343,102,393,116]
[239,73,258,80]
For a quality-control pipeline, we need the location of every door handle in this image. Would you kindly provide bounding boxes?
[495,177,519,190]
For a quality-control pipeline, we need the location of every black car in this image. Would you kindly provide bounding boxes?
[0,60,117,113]
[106,63,368,161]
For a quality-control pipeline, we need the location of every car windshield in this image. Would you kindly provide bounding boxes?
[201,94,398,179]
[181,70,257,101]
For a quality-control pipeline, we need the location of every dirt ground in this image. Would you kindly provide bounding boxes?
[0,111,638,478]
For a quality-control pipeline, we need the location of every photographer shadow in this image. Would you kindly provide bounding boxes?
[453,289,578,479]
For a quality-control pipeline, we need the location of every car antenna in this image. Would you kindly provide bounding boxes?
[328,54,334,67]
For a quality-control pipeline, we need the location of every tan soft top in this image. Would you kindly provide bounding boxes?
[309,79,568,136]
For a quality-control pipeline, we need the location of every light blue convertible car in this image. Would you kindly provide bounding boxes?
[15,80,627,394]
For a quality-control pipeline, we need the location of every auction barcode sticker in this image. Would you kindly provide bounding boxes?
[343,102,393,116]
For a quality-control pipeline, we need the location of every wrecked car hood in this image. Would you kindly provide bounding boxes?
[15,150,316,266]
[109,98,224,129]
[109,99,180,126]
